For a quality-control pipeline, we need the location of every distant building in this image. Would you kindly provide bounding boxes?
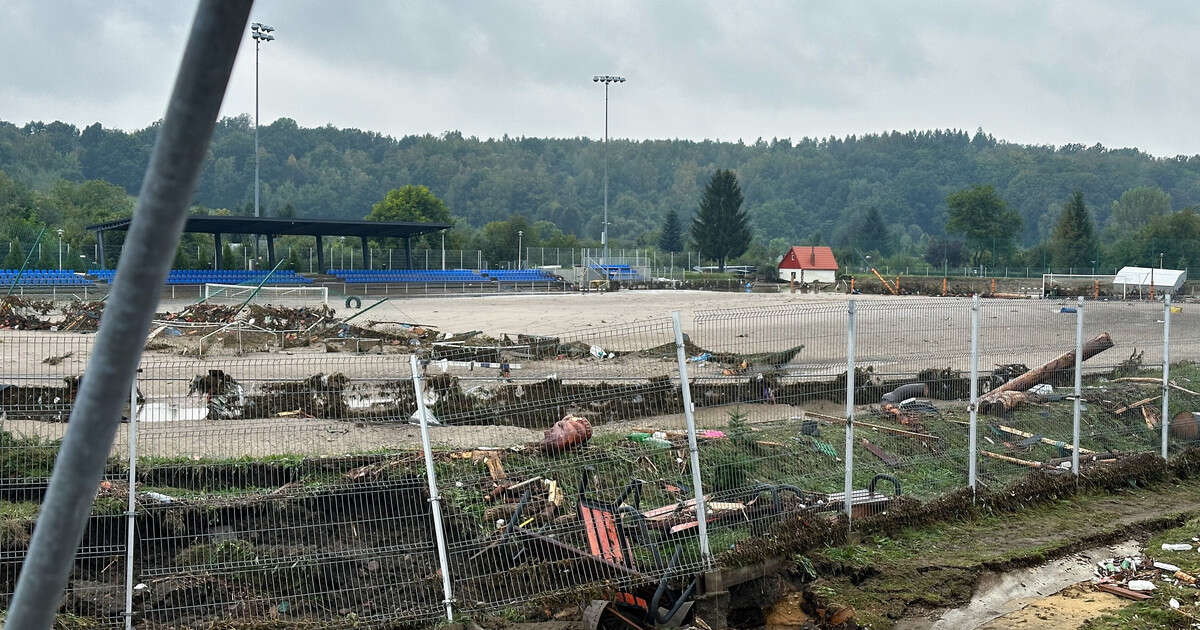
[1112,266,1187,297]
[778,246,838,283]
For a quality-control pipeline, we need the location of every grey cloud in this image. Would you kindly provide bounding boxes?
[1,1,1199,155]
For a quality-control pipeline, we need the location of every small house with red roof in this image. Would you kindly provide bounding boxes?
[778,246,839,283]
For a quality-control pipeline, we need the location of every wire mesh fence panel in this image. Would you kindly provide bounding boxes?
[687,303,851,547]
[0,332,126,627]
[850,298,973,504]
[974,298,1080,484]
[1072,300,1169,460]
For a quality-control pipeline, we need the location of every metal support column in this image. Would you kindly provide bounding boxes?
[1162,294,1172,459]
[410,355,455,621]
[314,235,325,272]
[96,230,106,270]
[265,234,275,268]
[969,294,980,496]
[360,236,369,271]
[405,237,413,269]
[1072,296,1083,476]
[123,369,139,630]
[212,233,222,269]
[671,311,711,564]
[844,300,856,523]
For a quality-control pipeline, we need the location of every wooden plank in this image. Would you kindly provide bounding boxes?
[805,410,941,440]
[982,450,1056,470]
[1096,583,1152,601]
[860,438,900,467]
[996,424,1097,454]
[1112,395,1160,415]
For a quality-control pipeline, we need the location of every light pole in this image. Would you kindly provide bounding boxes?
[251,22,274,219]
[593,74,625,265]
[56,229,63,271]
[1160,252,1164,269]
[517,230,524,269]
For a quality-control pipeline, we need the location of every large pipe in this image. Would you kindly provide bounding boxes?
[3,3,251,628]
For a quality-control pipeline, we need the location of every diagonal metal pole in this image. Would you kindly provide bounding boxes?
[4,3,251,628]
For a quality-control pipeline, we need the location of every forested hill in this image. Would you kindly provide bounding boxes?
[6,116,1200,249]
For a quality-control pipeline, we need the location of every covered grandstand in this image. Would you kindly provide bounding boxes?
[85,215,450,272]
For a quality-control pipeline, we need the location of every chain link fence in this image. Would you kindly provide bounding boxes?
[0,295,1197,627]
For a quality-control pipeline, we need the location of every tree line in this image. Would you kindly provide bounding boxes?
[1,116,1199,274]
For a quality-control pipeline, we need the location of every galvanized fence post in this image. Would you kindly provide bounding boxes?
[844,300,856,523]
[671,311,711,564]
[968,295,980,496]
[1162,294,1172,459]
[124,369,140,630]
[409,355,455,622]
[1072,296,1083,475]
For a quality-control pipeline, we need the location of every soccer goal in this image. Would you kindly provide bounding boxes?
[203,283,328,306]
[1041,274,1115,298]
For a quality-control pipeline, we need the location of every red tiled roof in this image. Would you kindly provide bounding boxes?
[779,246,838,270]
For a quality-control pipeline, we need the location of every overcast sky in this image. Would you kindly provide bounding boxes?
[3,1,1197,156]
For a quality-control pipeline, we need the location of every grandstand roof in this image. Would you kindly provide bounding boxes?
[85,215,451,238]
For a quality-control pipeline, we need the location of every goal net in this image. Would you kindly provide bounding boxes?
[203,283,328,306]
[1041,274,1115,298]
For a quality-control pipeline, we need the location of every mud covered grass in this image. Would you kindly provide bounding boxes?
[786,469,1200,629]
[1081,514,1200,630]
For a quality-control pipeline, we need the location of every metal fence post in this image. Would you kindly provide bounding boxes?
[844,300,856,523]
[671,311,711,564]
[1072,296,1083,475]
[409,355,454,621]
[124,369,140,630]
[968,295,980,496]
[1162,294,1172,459]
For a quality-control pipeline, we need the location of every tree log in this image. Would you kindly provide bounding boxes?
[978,390,1034,415]
[978,332,1114,410]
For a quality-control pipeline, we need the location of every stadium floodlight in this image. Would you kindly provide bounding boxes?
[250,23,276,219]
[592,74,625,265]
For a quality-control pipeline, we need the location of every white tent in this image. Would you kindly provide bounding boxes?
[1112,266,1187,296]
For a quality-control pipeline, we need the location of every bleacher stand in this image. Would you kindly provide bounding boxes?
[590,264,642,281]
[0,270,93,286]
[327,269,488,284]
[481,269,557,282]
[88,269,311,285]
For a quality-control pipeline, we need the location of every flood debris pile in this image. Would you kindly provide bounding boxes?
[0,376,82,421]
[187,369,416,421]
[58,300,106,332]
[0,296,55,330]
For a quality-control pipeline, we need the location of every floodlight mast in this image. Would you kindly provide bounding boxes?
[251,23,275,219]
[592,75,625,266]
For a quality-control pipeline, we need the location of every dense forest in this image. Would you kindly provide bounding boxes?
[2,116,1200,273]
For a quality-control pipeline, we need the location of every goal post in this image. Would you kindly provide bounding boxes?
[203,283,328,306]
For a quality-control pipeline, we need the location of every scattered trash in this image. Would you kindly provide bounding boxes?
[699,429,726,439]
[1126,580,1156,592]
[42,352,73,366]
[141,491,175,504]
[688,352,711,363]
[1170,598,1181,609]
[408,409,440,426]
[1154,561,1181,572]
[1162,543,1193,552]
[1027,383,1053,395]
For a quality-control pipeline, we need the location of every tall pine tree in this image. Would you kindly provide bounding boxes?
[658,209,683,252]
[690,169,751,271]
[1050,191,1098,270]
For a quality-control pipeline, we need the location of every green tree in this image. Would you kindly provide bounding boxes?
[690,169,751,271]
[946,185,1022,266]
[3,239,24,269]
[1050,191,1098,270]
[1108,186,1170,233]
[366,185,452,224]
[658,209,683,252]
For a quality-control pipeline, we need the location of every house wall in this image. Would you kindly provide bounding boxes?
[778,268,837,283]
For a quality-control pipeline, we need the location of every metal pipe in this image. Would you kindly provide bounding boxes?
[123,370,139,630]
[672,310,710,564]
[1073,296,1083,475]
[844,299,856,522]
[968,294,979,496]
[4,4,250,628]
[1163,294,1172,458]
[410,355,455,621]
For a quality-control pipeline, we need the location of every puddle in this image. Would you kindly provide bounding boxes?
[137,401,208,422]
[895,540,1141,630]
